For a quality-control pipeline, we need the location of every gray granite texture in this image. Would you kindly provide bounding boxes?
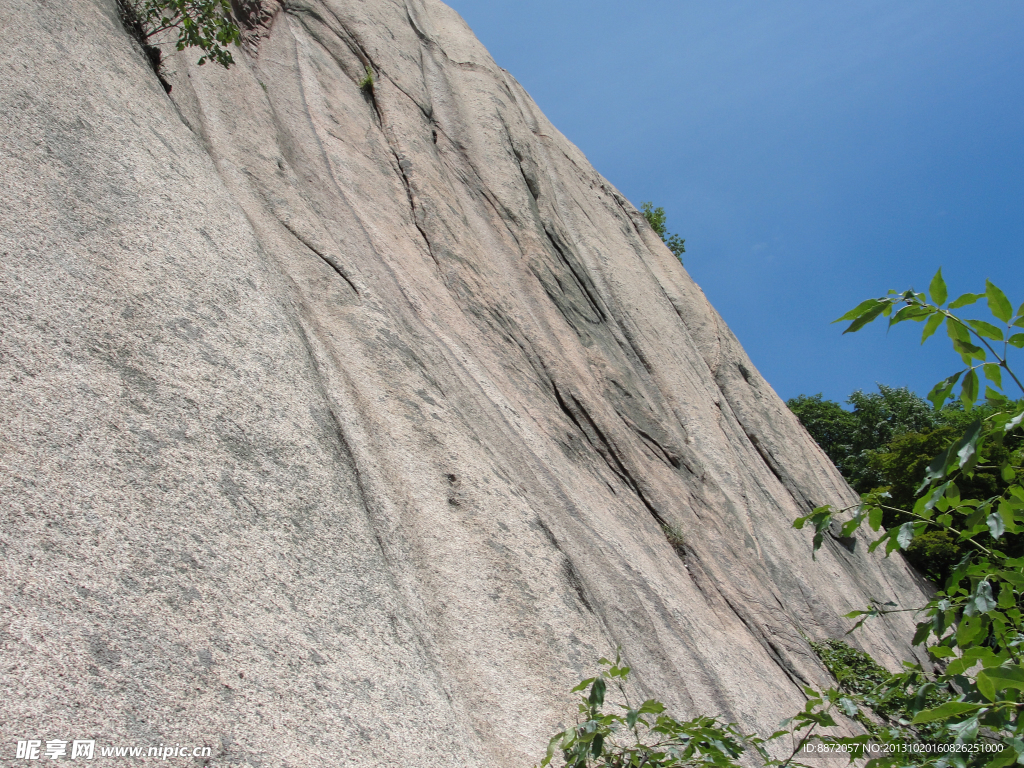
[0,0,931,765]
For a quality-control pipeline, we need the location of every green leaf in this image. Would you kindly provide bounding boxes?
[889,305,930,327]
[838,698,858,717]
[986,387,1009,407]
[987,280,1013,323]
[929,268,948,305]
[868,505,883,531]
[1008,333,1024,349]
[961,368,979,409]
[840,508,866,538]
[955,419,983,471]
[833,298,886,324]
[953,339,985,360]
[971,580,997,615]
[637,699,665,715]
[949,715,979,744]
[896,522,915,549]
[571,677,596,693]
[988,512,1006,539]
[911,701,984,723]
[949,292,984,309]
[921,312,944,344]
[983,363,1003,389]
[999,584,1017,608]
[589,677,606,708]
[842,302,888,334]
[542,732,562,766]
[978,664,1024,693]
[1005,410,1024,433]
[995,561,1019,585]
[957,613,985,644]
[967,319,1004,341]
[927,371,963,409]
[913,620,931,645]
[947,316,972,342]
[917,441,954,492]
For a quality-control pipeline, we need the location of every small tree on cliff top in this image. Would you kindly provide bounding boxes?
[641,202,686,261]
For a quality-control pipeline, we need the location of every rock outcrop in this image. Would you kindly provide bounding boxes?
[0,1,929,765]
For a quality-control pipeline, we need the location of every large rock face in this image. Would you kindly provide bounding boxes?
[0,1,929,765]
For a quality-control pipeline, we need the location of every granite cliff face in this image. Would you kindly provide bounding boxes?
[0,1,929,765]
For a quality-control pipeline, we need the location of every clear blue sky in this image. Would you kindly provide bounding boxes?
[444,0,1024,406]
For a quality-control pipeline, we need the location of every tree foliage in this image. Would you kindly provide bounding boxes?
[542,270,1024,768]
[641,202,686,260]
[794,270,1024,766]
[539,651,779,768]
[788,393,859,467]
[129,0,241,68]
[788,284,1024,582]
[788,386,979,494]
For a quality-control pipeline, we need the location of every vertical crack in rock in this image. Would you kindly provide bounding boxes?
[533,518,596,615]
[542,223,607,324]
[552,382,667,527]
[743,428,787,489]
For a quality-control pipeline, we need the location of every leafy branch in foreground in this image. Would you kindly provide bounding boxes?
[833,269,1024,408]
[792,270,1024,767]
[542,270,1024,768]
[538,651,844,768]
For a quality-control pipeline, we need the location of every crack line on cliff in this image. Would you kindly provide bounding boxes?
[534,518,595,615]
[353,65,439,268]
[687,553,810,691]
[280,220,360,296]
[543,224,606,324]
[391,149,440,268]
[743,428,787,489]
[551,382,667,527]
[719,590,810,690]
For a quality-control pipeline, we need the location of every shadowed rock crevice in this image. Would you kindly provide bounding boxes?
[551,382,668,528]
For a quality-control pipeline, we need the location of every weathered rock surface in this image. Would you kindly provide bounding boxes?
[0,0,930,765]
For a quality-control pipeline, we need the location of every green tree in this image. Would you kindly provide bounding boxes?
[120,0,241,68]
[641,202,686,260]
[789,386,945,492]
[847,386,937,458]
[790,390,1020,582]
[865,416,1022,583]
[787,393,858,468]
[844,385,942,492]
[793,270,1024,766]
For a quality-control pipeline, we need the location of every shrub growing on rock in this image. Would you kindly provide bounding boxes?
[119,0,240,69]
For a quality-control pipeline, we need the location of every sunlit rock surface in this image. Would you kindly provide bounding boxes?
[0,1,930,764]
